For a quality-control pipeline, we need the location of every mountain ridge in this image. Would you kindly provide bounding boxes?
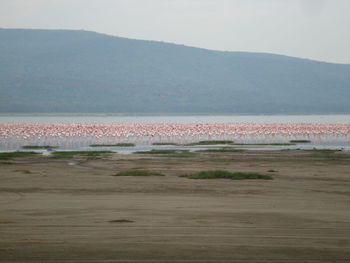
[1,28,349,114]
[2,28,347,64]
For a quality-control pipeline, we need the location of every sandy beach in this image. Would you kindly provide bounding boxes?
[1,150,350,262]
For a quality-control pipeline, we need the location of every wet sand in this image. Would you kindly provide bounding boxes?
[1,150,350,262]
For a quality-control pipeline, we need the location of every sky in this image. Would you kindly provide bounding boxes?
[1,0,350,64]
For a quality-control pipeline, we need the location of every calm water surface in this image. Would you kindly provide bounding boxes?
[0,114,349,123]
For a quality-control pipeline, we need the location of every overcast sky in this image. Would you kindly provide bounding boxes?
[1,0,349,64]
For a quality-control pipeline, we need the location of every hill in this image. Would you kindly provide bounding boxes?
[0,28,349,114]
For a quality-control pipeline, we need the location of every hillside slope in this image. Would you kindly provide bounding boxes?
[0,28,349,113]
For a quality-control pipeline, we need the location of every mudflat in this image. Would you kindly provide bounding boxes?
[1,150,350,262]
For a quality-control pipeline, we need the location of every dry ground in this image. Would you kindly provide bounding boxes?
[0,150,350,262]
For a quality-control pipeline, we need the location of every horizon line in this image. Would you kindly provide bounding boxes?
[2,27,350,65]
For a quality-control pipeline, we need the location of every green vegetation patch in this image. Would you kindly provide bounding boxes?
[152,142,179,146]
[308,149,341,153]
[306,149,348,159]
[0,162,14,165]
[290,140,311,143]
[51,151,113,159]
[153,141,236,146]
[134,149,195,158]
[22,145,58,149]
[14,170,32,174]
[90,143,135,147]
[196,148,245,153]
[184,140,234,146]
[113,170,165,177]
[109,219,134,223]
[0,152,39,160]
[134,149,188,154]
[182,170,272,180]
[232,143,295,146]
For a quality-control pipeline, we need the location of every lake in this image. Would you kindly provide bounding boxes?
[0,115,349,152]
[0,114,349,123]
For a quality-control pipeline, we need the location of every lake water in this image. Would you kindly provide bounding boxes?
[0,114,349,123]
[1,114,349,152]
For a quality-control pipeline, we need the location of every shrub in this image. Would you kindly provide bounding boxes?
[182,170,272,180]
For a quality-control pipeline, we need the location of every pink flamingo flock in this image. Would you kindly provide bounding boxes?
[0,122,349,148]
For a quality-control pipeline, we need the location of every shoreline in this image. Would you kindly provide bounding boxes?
[1,150,350,262]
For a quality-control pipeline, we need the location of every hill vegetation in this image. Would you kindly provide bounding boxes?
[1,28,349,113]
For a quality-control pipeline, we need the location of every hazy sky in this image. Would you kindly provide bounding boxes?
[1,0,350,64]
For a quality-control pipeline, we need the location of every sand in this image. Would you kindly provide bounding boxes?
[0,150,350,262]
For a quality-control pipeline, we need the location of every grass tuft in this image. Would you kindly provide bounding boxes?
[109,219,134,223]
[196,148,245,153]
[0,152,39,160]
[232,143,295,146]
[113,170,165,177]
[308,149,342,153]
[184,140,234,146]
[51,151,113,159]
[0,161,14,165]
[182,170,272,180]
[290,140,311,143]
[152,142,179,146]
[90,143,135,147]
[134,149,188,154]
[14,169,32,174]
[306,149,348,159]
